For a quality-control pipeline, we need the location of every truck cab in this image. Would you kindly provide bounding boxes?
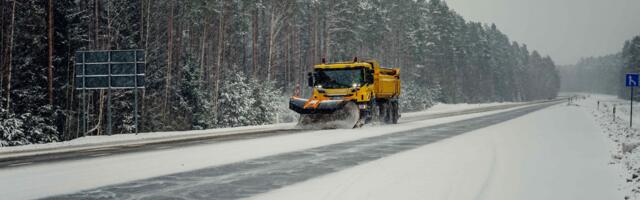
[308,60,400,103]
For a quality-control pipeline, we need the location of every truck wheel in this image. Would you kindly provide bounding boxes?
[391,101,399,124]
[383,101,392,124]
[378,101,387,124]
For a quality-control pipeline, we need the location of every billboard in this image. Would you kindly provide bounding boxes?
[75,50,145,90]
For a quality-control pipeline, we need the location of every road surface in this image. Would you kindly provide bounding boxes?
[0,100,551,168]
[46,103,557,199]
[2,99,620,200]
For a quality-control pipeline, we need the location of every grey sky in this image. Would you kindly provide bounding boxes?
[445,0,640,65]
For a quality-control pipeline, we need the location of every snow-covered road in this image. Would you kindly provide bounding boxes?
[1,100,622,200]
[252,101,623,200]
[0,100,524,167]
[2,102,536,200]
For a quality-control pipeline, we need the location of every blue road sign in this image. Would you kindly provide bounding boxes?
[627,74,639,87]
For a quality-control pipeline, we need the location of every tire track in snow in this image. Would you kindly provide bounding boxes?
[474,139,498,200]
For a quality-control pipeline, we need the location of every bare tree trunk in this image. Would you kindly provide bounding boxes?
[284,25,289,89]
[162,0,175,123]
[313,3,318,64]
[140,0,144,45]
[174,22,182,82]
[95,0,113,135]
[200,15,208,82]
[106,1,112,49]
[266,6,275,81]
[47,0,54,105]
[5,0,16,110]
[1,0,5,96]
[97,90,105,135]
[323,4,330,62]
[213,0,228,115]
[266,1,292,81]
[64,43,74,140]
[251,4,259,79]
[298,24,303,94]
[286,23,293,90]
[141,0,151,125]
[144,0,151,53]
[94,0,99,49]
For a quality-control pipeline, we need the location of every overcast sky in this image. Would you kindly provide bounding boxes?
[444,0,640,65]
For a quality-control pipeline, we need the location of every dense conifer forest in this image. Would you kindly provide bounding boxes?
[0,0,560,146]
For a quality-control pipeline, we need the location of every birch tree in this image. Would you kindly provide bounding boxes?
[266,0,293,81]
[47,0,53,105]
[162,0,175,122]
[4,0,15,110]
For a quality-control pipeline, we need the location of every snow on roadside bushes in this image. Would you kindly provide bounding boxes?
[0,106,59,147]
[216,72,293,128]
[400,79,441,112]
[582,94,640,199]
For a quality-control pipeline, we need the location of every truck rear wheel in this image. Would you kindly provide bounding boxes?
[381,101,393,124]
[373,100,398,124]
[391,101,399,124]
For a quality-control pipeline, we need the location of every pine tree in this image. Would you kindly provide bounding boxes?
[0,106,25,147]
[181,58,213,130]
[250,78,280,125]
[401,79,440,112]
[6,0,61,144]
[216,71,255,128]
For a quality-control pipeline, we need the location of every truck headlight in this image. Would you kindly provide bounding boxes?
[358,104,367,109]
[316,85,326,93]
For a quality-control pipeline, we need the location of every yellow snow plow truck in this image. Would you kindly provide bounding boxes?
[289,59,401,129]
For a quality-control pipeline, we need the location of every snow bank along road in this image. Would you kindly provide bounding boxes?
[0,100,557,168]
[0,100,572,200]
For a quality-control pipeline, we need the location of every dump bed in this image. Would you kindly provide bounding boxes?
[374,66,401,99]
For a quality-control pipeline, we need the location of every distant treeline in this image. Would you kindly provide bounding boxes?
[559,54,622,95]
[0,0,559,146]
[559,34,640,98]
[619,35,640,98]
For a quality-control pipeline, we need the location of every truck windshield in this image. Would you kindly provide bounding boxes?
[315,68,364,89]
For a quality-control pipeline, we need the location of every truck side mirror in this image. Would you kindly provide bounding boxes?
[366,69,374,84]
[307,72,314,87]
